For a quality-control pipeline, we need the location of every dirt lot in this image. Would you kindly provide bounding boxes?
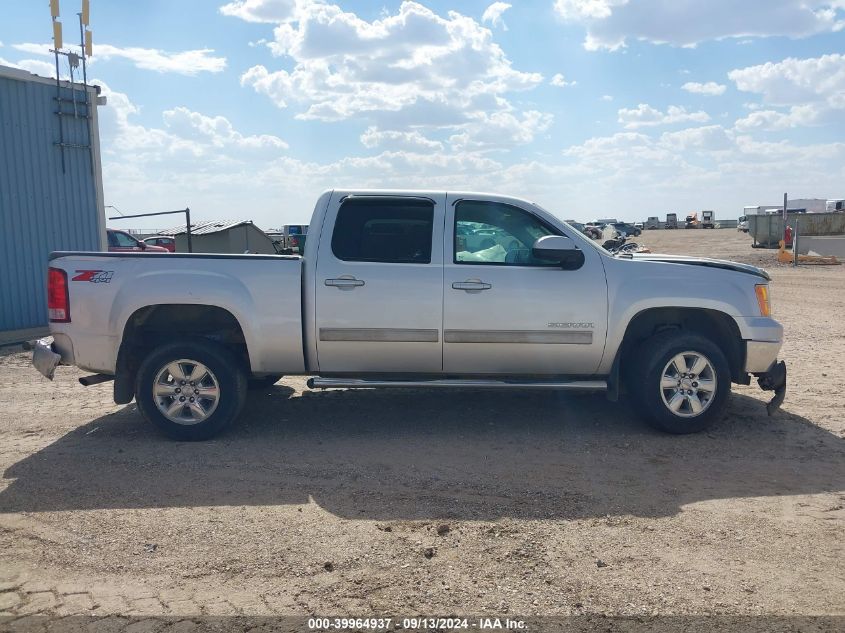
[0,229,843,628]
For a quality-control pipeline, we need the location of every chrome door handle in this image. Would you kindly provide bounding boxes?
[452,280,492,292]
[325,277,365,289]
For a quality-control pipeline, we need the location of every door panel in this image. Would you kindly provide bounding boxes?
[443,196,608,375]
[315,193,445,373]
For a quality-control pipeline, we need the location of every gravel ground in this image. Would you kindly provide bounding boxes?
[0,229,843,628]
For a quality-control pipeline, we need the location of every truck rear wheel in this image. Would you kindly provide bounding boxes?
[135,340,247,441]
[629,331,730,434]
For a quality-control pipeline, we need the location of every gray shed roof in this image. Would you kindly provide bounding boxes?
[158,220,260,236]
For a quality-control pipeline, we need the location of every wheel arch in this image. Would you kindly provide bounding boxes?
[614,307,745,390]
[114,304,251,404]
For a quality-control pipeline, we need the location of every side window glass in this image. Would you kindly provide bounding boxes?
[107,231,118,247]
[454,201,559,266]
[114,231,137,247]
[332,198,434,264]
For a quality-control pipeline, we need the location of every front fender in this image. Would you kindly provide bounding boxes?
[598,259,758,374]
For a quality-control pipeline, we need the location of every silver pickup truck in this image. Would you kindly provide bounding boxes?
[34,190,786,440]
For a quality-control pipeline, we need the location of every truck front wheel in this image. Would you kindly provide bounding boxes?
[629,331,731,434]
[135,340,247,440]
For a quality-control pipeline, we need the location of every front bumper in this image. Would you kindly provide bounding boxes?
[745,340,782,373]
[756,360,787,416]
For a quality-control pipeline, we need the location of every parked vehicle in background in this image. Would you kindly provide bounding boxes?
[685,213,699,229]
[611,222,641,237]
[107,229,169,253]
[283,224,308,254]
[827,199,844,212]
[37,189,786,440]
[566,220,603,240]
[143,236,176,252]
[634,222,644,230]
[737,216,749,232]
[645,217,661,230]
[583,222,605,239]
[701,211,715,229]
[665,213,678,229]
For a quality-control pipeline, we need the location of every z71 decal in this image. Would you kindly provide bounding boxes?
[72,270,114,283]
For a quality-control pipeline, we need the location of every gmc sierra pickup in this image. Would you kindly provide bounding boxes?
[34,190,786,440]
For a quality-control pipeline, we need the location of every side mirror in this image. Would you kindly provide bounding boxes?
[139,241,147,250]
[532,235,584,270]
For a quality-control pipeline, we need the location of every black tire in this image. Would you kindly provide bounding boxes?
[135,339,247,441]
[248,374,283,390]
[628,331,731,434]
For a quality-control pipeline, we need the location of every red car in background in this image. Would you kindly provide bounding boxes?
[142,236,176,252]
[107,229,169,253]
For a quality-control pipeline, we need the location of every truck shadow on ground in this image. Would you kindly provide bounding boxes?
[1,384,843,520]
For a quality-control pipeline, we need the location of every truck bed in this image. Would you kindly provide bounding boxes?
[47,252,305,375]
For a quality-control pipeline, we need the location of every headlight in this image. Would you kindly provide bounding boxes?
[755,284,771,317]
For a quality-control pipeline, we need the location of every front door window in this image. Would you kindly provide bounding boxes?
[454,200,559,266]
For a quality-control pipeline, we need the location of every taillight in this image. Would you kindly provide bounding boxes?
[48,267,70,322]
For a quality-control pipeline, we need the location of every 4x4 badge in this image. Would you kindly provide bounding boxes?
[72,270,114,283]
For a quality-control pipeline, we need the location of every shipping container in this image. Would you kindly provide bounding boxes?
[747,212,845,247]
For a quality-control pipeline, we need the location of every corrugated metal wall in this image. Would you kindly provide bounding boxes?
[0,68,105,338]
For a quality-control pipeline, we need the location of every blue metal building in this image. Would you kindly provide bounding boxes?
[0,65,106,344]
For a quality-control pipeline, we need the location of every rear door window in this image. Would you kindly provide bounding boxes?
[331,198,434,264]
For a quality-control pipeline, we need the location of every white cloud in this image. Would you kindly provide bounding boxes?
[96,83,287,161]
[95,45,226,75]
[360,127,443,151]
[617,103,710,128]
[550,73,576,87]
[482,2,512,30]
[728,53,845,106]
[682,81,727,96]
[219,0,299,23]
[0,57,59,78]
[553,1,845,51]
[729,53,845,130]
[12,42,226,75]
[600,94,613,101]
[9,43,50,56]
[97,79,845,228]
[554,0,625,21]
[659,125,733,151]
[448,110,553,150]
[733,104,830,131]
[557,124,845,214]
[234,1,546,149]
[162,107,289,150]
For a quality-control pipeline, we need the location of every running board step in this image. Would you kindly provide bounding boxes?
[306,377,607,391]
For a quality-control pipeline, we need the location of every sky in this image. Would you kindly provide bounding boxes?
[1,0,844,229]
